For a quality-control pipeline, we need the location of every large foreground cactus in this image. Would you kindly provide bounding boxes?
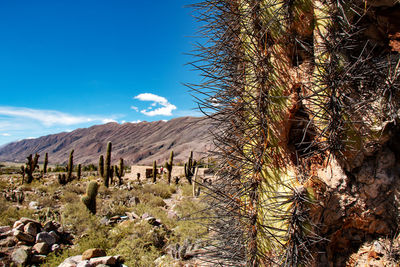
[192,0,400,265]
[81,181,99,214]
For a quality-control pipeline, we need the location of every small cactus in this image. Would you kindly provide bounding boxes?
[20,165,25,184]
[152,160,157,183]
[81,181,98,214]
[165,151,174,184]
[25,153,40,184]
[104,142,112,187]
[66,150,74,181]
[98,155,104,178]
[77,164,82,180]
[184,151,196,185]
[58,173,67,185]
[115,158,124,186]
[43,152,48,174]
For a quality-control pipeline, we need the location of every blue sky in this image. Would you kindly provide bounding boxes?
[0,0,203,145]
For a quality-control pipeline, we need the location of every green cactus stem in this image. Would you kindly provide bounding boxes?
[66,150,74,181]
[81,181,98,214]
[98,155,104,178]
[25,153,40,184]
[104,142,112,187]
[165,151,174,184]
[115,158,124,186]
[152,160,157,183]
[43,152,48,174]
[77,164,81,180]
[184,151,196,185]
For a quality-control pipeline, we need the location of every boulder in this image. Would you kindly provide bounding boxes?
[0,226,11,233]
[31,254,46,263]
[14,230,35,243]
[90,256,117,266]
[24,222,38,236]
[33,242,50,255]
[36,232,56,246]
[11,247,30,265]
[82,248,106,260]
[0,236,17,247]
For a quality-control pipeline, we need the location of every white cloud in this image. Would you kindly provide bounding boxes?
[101,118,117,124]
[1,133,10,136]
[133,93,177,116]
[0,106,115,126]
[131,120,142,123]
[130,106,139,112]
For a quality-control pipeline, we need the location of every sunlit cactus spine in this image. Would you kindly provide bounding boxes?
[104,142,112,187]
[25,153,40,184]
[165,151,174,184]
[115,158,124,186]
[81,181,98,214]
[152,160,157,183]
[98,155,104,178]
[184,151,196,185]
[43,152,48,174]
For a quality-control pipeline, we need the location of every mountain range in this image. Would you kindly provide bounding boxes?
[0,116,213,165]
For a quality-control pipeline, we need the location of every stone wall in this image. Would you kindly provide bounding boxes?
[128,165,211,181]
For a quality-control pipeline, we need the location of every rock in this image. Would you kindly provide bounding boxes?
[36,232,56,246]
[0,226,11,233]
[51,243,61,253]
[49,230,60,243]
[0,230,13,239]
[31,254,46,263]
[141,212,151,219]
[43,221,58,232]
[99,217,109,225]
[14,230,35,243]
[13,220,23,229]
[33,242,50,255]
[24,222,38,236]
[20,217,41,226]
[76,260,92,267]
[90,256,117,265]
[58,255,83,267]
[82,248,106,260]
[28,201,39,209]
[0,236,17,247]
[11,247,30,265]
[14,223,25,231]
[125,211,140,220]
[167,211,178,219]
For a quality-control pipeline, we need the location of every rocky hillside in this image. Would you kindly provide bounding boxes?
[0,116,213,165]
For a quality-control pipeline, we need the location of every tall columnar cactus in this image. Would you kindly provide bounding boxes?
[104,142,112,187]
[43,152,48,174]
[20,165,25,184]
[184,151,196,185]
[115,158,124,186]
[109,165,114,185]
[98,155,104,178]
[66,150,74,181]
[152,160,157,183]
[165,151,174,184]
[192,0,400,265]
[81,181,98,214]
[77,164,82,180]
[25,153,40,184]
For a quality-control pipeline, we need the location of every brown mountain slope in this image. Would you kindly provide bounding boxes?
[0,116,213,165]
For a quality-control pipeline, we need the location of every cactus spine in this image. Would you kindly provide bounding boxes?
[25,153,40,184]
[152,160,157,183]
[66,149,74,181]
[104,142,112,187]
[77,164,81,180]
[165,151,174,184]
[43,152,48,174]
[98,155,104,178]
[81,181,98,214]
[115,158,124,186]
[184,151,196,185]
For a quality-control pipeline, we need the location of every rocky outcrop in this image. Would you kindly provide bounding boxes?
[0,217,72,266]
